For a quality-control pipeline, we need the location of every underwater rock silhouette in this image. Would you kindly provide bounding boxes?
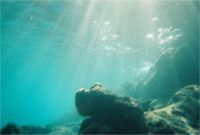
[76,84,199,134]
[75,84,146,134]
[0,124,51,134]
[1,85,198,134]
[145,85,199,134]
[0,123,21,134]
[0,123,78,135]
[123,43,199,102]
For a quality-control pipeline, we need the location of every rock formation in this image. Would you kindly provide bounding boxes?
[75,85,146,134]
[76,84,199,134]
[122,43,199,103]
[145,85,199,134]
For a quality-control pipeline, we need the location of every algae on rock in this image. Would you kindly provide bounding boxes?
[145,85,199,134]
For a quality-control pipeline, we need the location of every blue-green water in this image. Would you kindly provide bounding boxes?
[1,0,199,127]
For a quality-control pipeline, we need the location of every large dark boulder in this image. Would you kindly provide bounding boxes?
[75,86,146,134]
[76,84,199,134]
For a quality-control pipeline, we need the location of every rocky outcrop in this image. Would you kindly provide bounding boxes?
[0,123,51,134]
[168,85,199,129]
[122,44,199,102]
[1,85,199,134]
[75,85,146,134]
[1,123,21,134]
[145,85,199,134]
[76,84,199,134]
[147,45,198,98]
[0,123,79,135]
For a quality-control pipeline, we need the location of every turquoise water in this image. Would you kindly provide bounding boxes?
[1,0,199,127]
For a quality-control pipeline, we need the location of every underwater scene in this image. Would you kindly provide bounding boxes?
[1,0,199,134]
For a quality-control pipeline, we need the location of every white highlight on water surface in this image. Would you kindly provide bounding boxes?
[146,26,183,46]
[29,16,33,21]
[158,28,163,32]
[104,21,111,25]
[93,19,98,24]
[146,33,154,39]
[101,36,108,41]
[168,35,173,40]
[152,17,158,21]
[140,62,153,74]
[112,34,120,39]
[93,20,118,42]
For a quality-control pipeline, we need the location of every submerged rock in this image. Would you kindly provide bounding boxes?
[1,123,21,134]
[1,85,198,134]
[122,44,199,102]
[76,84,199,134]
[145,85,200,134]
[168,85,200,128]
[0,123,79,135]
[145,45,199,100]
[89,82,103,91]
[75,85,146,134]
[138,98,164,112]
